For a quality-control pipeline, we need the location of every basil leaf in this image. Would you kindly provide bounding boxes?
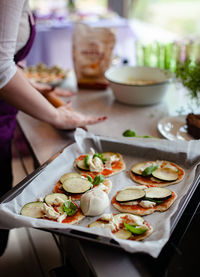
[92,174,105,186]
[142,165,158,176]
[123,129,136,137]
[102,158,107,163]
[62,200,77,216]
[143,197,164,204]
[84,155,89,169]
[86,175,93,183]
[93,153,107,164]
[124,222,147,235]
[93,153,103,159]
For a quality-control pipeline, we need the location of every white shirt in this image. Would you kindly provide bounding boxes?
[0,0,30,89]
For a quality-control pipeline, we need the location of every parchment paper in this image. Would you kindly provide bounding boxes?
[0,128,200,258]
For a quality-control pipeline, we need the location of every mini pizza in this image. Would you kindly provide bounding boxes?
[53,172,112,201]
[74,148,126,177]
[20,192,84,224]
[24,63,68,84]
[112,185,177,216]
[130,160,185,187]
[88,213,153,241]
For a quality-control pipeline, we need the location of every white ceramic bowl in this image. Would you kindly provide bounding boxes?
[105,66,174,106]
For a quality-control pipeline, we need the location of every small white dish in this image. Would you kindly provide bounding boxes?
[157,115,194,141]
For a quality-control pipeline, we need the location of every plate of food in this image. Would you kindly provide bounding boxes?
[0,129,200,258]
[157,115,194,141]
[24,63,69,85]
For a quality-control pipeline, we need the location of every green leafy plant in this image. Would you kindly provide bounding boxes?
[176,59,200,99]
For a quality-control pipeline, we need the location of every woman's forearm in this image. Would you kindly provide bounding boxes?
[0,67,107,130]
[0,68,58,124]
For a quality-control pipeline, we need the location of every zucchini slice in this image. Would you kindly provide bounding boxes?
[113,213,145,226]
[76,159,89,171]
[60,172,81,184]
[44,193,68,205]
[88,221,110,228]
[131,162,158,175]
[62,177,91,194]
[145,187,172,200]
[114,229,132,240]
[152,167,178,181]
[116,188,145,203]
[20,202,44,218]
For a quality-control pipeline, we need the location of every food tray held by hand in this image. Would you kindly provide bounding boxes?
[0,129,200,258]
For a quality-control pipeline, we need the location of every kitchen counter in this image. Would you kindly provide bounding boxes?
[16,74,200,277]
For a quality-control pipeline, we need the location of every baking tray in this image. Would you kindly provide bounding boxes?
[0,130,200,258]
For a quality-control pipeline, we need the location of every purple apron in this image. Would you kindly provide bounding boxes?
[0,13,36,197]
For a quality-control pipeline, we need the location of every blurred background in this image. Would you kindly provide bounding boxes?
[29,0,200,36]
[26,0,200,72]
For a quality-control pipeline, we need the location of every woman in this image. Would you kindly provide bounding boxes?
[0,0,106,256]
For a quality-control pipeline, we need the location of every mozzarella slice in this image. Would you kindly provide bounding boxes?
[89,156,104,172]
[42,203,60,220]
[139,200,156,208]
[104,154,119,169]
[113,213,145,227]
[99,213,114,222]
[121,200,139,206]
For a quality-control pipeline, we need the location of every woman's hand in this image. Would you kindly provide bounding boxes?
[30,80,77,108]
[53,101,107,130]
[30,80,76,97]
[1,68,107,130]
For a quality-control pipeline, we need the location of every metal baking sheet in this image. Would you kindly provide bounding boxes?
[0,129,200,258]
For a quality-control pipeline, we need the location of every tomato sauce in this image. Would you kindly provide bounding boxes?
[76,155,86,161]
[133,174,155,185]
[62,209,82,224]
[43,208,82,224]
[112,160,123,170]
[101,168,113,176]
[54,181,65,193]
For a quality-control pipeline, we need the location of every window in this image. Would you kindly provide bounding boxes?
[130,0,200,36]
